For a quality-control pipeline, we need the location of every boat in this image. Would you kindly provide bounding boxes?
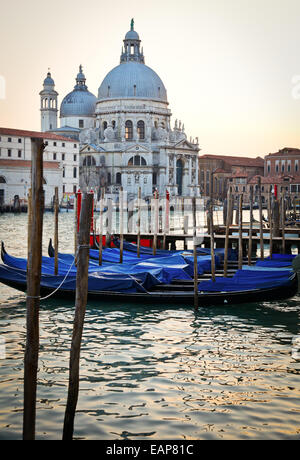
[0,242,298,306]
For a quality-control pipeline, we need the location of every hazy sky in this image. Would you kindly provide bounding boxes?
[1,0,300,157]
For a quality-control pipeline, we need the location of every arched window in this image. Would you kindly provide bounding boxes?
[0,176,6,183]
[125,120,133,140]
[128,155,147,166]
[137,120,145,140]
[116,172,122,185]
[107,172,111,185]
[103,121,107,131]
[83,155,96,167]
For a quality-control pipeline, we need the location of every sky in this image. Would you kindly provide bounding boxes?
[0,0,300,157]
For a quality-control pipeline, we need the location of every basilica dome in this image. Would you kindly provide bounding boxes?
[98,62,167,102]
[60,65,97,117]
[98,21,168,103]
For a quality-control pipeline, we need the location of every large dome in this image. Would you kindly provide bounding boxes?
[60,66,97,118]
[98,61,168,102]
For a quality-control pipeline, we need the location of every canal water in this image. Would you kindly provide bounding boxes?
[0,212,300,440]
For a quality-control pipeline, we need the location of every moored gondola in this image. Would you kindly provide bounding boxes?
[0,242,298,307]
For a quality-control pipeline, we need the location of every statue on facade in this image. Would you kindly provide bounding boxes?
[104,123,116,142]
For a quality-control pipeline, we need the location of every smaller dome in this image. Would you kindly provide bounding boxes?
[125,29,139,40]
[60,66,97,118]
[60,90,97,117]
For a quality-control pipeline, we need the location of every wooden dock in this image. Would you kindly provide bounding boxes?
[110,226,300,254]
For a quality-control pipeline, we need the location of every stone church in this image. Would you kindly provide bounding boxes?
[40,20,201,200]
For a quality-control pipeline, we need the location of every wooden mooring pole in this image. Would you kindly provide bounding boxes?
[54,187,59,275]
[281,192,286,254]
[27,188,32,263]
[258,177,264,260]
[119,187,124,263]
[163,190,170,250]
[192,196,198,310]
[248,185,254,265]
[238,193,243,270]
[62,192,93,441]
[268,191,273,258]
[98,188,104,265]
[74,194,78,260]
[23,138,44,440]
[209,199,216,282]
[223,187,232,277]
[137,187,141,258]
[153,190,158,256]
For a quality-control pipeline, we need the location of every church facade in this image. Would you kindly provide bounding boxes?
[41,21,201,199]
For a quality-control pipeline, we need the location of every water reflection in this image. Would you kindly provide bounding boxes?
[0,213,300,439]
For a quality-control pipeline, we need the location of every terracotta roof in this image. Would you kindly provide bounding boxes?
[199,154,264,167]
[248,174,300,184]
[230,168,249,178]
[0,159,60,169]
[0,127,75,143]
[266,148,300,157]
[213,168,227,174]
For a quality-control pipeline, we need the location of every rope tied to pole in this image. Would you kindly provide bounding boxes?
[25,246,91,302]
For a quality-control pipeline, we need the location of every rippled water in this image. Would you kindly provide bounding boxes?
[0,212,300,440]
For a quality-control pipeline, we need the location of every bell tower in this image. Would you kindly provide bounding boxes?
[40,70,58,132]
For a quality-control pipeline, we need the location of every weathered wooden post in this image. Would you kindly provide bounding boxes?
[119,187,124,263]
[137,187,141,258]
[106,197,112,248]
[23,138,45,440]
[62,192,93,441]
[192,196,198,310]
[248,185,254,265]
[272,198,280,253]
[209,198,216,282]
[268,191,273,258]
[163,189,170,250]
[27,188,32,263]
[223,187,232,277]
[238,193,243,270]
[257,177,264,260]
[74,194,78,260]
[281,192,286,254]
[98,188,104,265]
[54,187,59,275]
[153,190,158,256]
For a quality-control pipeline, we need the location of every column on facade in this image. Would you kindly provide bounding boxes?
[182,158,190,196]
[121,112,125,141]
[195,155,199,196]
[132,115,138,141]
[173,155,177,185]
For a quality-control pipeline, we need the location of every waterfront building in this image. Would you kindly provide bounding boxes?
[198,154,264,200]
[41,20,201,199]
[80,21,200,199]
[0,127,79,207]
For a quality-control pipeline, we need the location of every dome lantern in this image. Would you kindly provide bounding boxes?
[121,19,144,64]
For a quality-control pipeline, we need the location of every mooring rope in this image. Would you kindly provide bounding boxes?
[26,245,90,302]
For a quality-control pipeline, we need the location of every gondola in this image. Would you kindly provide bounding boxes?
[0,243,298,307]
